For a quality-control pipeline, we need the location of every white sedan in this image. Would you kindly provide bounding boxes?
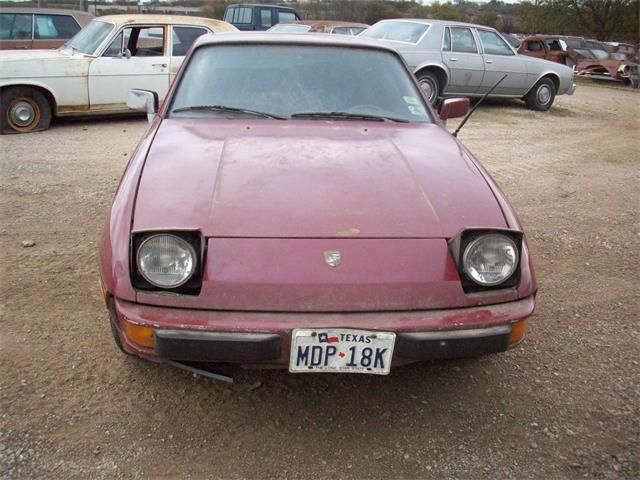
[0,14,237,133]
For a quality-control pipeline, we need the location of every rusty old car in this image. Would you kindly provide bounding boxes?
[360,19,576,110]
[517,35,580,69]
[0,14,236,134]
[99,33,536,379]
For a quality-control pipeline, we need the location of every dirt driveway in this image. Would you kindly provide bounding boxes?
[1,84,638,479]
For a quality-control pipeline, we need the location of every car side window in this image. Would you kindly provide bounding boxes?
[259,9,272,29]
[442,27,451,51]
[233,7,252,24]
[172,26,208,57]
[449,27,477,54]
[223,8,235,23]
[278,11,297,24]
[478,30,513,55]
[525,41,543,52]
[34,14,80,39]
[102,27,164,57]
[103,28,129,57]
[0,13,32,40]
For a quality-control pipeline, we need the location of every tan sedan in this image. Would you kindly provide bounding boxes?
[0,8,93,50]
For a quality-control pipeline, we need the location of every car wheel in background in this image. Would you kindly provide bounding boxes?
[524,78,556,111]
[1,87,52,134]
[416,71,440,105]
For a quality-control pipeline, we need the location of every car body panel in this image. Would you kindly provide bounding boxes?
[132,119,507,239]
[362,19,575,98]
[0,15,236,116]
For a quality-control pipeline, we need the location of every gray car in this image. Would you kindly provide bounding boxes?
[361,19,576,111]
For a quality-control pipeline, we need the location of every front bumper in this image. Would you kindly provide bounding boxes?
[567,82,577,95]
[110,295,534,366]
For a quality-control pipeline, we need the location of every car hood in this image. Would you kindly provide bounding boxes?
[0,48,90,78]
[132,119,507,239]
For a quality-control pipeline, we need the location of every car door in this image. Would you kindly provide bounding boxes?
[441,26,484,94]
[0,13,33,50]
[169,25,210,83]
[476,29,527,95]
[33,14,82,49]
[88,25,170,111]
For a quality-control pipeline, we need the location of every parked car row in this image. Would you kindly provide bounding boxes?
[0,11,577,134]
[517,33,638,83]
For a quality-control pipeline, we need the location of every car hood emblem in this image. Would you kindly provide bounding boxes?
[324,250,341,267]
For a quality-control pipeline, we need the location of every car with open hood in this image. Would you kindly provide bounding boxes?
[99,33,537,379]
[0,14,236,134]
[360,19,575,110]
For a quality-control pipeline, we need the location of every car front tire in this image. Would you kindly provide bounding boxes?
[524,78,556,111]
[1,87,52,134]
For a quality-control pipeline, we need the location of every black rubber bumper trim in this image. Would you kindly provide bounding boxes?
[154,330,281,362]
[395,325,511,360]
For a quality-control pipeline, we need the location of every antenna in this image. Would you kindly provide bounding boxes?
[453,74,508,137]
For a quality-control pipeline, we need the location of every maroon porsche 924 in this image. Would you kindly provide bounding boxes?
[99,33,536,378]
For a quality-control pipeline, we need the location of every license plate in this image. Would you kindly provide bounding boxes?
[289,328,396,375]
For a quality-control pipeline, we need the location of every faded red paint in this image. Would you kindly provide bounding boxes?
[99,34,537,367]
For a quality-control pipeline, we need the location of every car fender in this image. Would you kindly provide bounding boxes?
[0,79,61,111]
[413,61,450,88]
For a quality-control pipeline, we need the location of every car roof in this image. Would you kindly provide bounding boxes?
[193,31,401,53]
[226,3,297,10]
[291,20,369,28]
[375,18,498,30]
[96,14,237,31]
[0,7,94,20]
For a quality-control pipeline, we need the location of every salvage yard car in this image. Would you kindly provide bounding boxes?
[360,19,576,110]
[99,33,537,378]
[0,8,93,50]
[0,14,236,134]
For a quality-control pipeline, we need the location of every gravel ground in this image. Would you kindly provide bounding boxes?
[1,84,639,479]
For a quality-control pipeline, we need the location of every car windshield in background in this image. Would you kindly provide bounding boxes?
[64,20,113,55]
[590,49,610,60]
[268,24,310,33]
[169,45,432,123]
[574,48,596,59]
[360,21,429,44]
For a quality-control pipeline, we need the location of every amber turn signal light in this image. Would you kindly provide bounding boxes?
[508,319,527,346]
[123,318,155,348]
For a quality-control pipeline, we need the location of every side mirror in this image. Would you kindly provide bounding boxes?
[127,89,159,122]
[119,48,132,59]
[439,97,470,121]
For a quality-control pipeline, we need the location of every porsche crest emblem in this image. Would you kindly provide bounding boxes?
[323,250,341,267]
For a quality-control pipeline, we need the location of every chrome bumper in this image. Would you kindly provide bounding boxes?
[567,82,577,95]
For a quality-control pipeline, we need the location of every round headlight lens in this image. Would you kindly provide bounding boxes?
[462,234,519,286]
[137,234,196,288]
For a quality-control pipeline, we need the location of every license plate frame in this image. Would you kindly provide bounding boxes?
[289,328,396,375]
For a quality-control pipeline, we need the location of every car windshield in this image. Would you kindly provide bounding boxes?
[169,45,432,123]
[64,19,113,55]
[574,48,595,59]
[591,49,610,60]
[268,24,311,33]
[360,21,429,44]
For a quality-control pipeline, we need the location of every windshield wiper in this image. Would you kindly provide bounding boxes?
[291,111,409,123]
[172,105,286,120]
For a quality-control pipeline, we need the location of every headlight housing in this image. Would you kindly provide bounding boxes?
[136,234,197,288]
[462,233,519,286]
